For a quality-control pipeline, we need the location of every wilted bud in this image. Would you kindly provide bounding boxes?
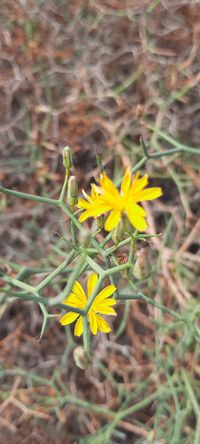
[116,252,128,265]
[67,175,78,208]
[133,248,150,280]
[73,346,92,369]
[63,146,73,171]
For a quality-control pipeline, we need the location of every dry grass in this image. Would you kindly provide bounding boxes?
[0,1,200,443]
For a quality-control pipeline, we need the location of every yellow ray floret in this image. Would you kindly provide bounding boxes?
[78,167,163,232]
[60,274,117,336]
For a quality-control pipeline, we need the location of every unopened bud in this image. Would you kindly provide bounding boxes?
[111,217,126,243]
[124,217,134,235]
[73,346,92,369]
[67,175,78,208]
[133,248,150,280]
[63,146,73,171]
[97,215,105,231]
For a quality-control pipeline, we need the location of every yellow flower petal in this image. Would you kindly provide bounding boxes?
[133,187,163,202]
[87,273,98,297]
[95,306,117,316]
[125,202,146,217]
[63,294,85,308]
[126,209,147,231]
[82,189,93,202]
[95,285,116,303]
[104,210,121,231]
[88,311,98,335]
[78,205,110,223]
[131,173,149,193]
[99,173,119,197]
[91,183,102,197]
[74,316,83,336]
[77,197,91,209]
[93,298,116,310]
[78,167,163,236]
[60,274,117,336]
[73,281,86,301]
[60,312,79,326]
[121,167,131,196]
[96,314,111,333]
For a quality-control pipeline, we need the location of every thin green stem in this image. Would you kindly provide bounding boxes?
[84,275,104,313]
[36,251,76,291]
[57,385,165,420]
[100,231,113,248]
[0,368,54,386]
[60,202,105,254]
[104,263,130,276]
[59,171,69,204]
[71,220,78,247]
[105,256,118,298]
[0,186,58,206]
[118,386,164,421]
[146,124,200,154]
[115,157,147,187]
[181,370,200,417]
[115,300,130,338]
[48,256,87,306]
[119,283,187,324]
[83,315,90,354]
[2,275,37,295]
[0,285,84,314]
[86,256,104,275]
[128,235,136,277]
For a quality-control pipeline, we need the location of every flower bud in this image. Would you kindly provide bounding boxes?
[63,146,73,171]
[97,215,105,231]
[73,346,92,369]
[111,218,126,243]
[124,217,134,235]
[67,175,78,208]
[133,248,150,280]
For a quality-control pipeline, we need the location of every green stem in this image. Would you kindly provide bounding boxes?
[48,256,87,306]
[105,256,118,298]
[83,315,90,355]
[71,220,78,247]
[119,283,187,323]
[147,124,200,154]
[128,235,136,278]
[2,276,38,295]
[181,370,200,417]
[104,263,130,276]
[86,256,104,275]
[2,276,84,314]
[84,275,104,313]
[60,202,105,254]
[57,385,164,420]
[0,186,58,206]
[0,368,53,386]
[36,251,76,291]
[118,386,164,421]
[59,171,69,204]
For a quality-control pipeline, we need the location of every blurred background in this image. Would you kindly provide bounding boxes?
[0,1,200,443]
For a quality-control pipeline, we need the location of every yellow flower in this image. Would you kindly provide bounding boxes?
[60,274,117,336]
[78,168,163,232]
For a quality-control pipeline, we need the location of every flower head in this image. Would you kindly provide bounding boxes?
[78,168,163,232]
[60,274,117,336]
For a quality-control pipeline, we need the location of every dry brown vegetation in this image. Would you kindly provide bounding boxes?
[0,1,200,443]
